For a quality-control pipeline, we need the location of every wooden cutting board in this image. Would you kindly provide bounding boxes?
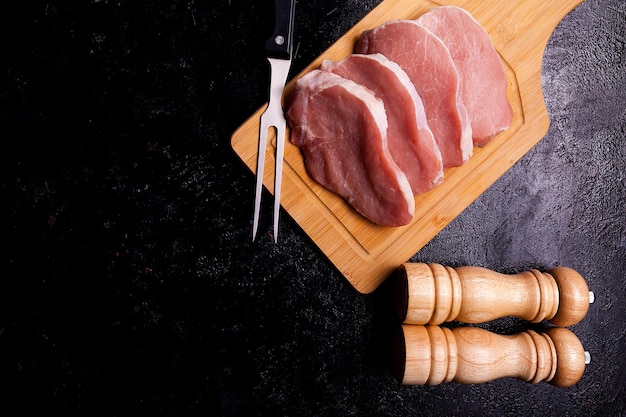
[231,0,584,294]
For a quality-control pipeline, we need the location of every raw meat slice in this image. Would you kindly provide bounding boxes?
[320,53,444,195]
[355,20,473,168]
[417,6,513,146]
[286,70,415,227]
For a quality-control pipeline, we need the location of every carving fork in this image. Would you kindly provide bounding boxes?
[252,0,296,242]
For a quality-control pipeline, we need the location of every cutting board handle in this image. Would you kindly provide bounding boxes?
[395,263,593,326]
[475,0,584,54]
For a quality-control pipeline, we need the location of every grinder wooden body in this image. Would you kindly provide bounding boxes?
[395,325,588,387]
[396,263,592,326]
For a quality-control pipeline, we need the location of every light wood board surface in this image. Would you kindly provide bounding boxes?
[231,0,584,294]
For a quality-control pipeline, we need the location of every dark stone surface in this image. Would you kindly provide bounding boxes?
[1,0,624,415]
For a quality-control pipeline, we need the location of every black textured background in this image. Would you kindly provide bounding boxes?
[1,0,625,416]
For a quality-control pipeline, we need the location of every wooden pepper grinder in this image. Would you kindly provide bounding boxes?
[395,263,594,326]
[394,324,590,387]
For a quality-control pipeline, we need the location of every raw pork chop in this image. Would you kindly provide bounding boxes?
[320,53,443,195]
[285,70,415,227]
[355,20,473,168]
[417,6,513,146]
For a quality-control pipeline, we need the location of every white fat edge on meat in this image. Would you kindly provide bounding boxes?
[406,20,474,162]
[320,53,444,198]
[349,54,432,129]
[417,6,512,136]
[361,20,474,164]
[332,69,415,216]
[353,53,445,188]
[296,69,415,217]
[301,70,389,139]
[418,6,497,56]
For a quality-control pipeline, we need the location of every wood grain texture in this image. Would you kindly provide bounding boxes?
[396,325,587,387]
[396,263,591,326]
[231,0,584,293]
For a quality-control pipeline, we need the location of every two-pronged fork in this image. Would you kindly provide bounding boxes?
[252,0,296,243]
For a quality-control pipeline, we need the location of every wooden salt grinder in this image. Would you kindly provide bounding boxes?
[395,325,590,387]
[396,263,593,326]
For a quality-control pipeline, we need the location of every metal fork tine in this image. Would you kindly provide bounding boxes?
[253,57,291,242]
[252,114,270,241]
[273,120,286,243]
